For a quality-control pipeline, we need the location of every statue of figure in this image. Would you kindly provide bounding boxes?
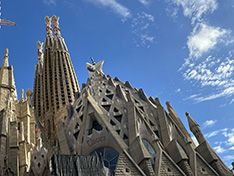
[4,48,8,56]
[37,41,43,50]
[52,15,59,27]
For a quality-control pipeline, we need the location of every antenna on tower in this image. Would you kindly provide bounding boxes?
[0,1,17,27]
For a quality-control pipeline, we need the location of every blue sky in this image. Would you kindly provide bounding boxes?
[1,0,234,168]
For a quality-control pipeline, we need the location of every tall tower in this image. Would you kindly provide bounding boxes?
[33,16,80,145]
[33,41,44,123]
[0,48,17,111]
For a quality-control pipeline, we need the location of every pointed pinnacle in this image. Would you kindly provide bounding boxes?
[186,112,199,131]
[4,48,8,56]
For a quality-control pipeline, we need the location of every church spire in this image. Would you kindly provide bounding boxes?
[51,15,68,51]
[44,16,53,49]
[33,41,44,121]
[1,48,9,68]
[186,112,206,144]
[0,48,17,110]
[32,16,80,145]
[52,15,61,37]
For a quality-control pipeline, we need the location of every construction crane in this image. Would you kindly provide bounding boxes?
[0,19,17,26]
[0,1,17,27]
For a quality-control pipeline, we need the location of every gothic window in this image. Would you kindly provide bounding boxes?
[142,139,156,169]
[91,147,119,172]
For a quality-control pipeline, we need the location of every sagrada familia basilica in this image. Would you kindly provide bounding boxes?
[0,15,234,176]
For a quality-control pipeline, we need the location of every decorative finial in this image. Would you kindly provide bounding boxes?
[45,16,51,26]
[21,88,24,101]
[45,16,52,35]
[37,41,43,50]
[52,15,59,26]
[37,41,44,58]
[26,89,33,97]
[90,57,96,65]
[4,48,8,56]
[52,15,61,36]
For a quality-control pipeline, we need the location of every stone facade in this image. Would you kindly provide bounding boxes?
[0,49,36,176]
[0,15,233,176]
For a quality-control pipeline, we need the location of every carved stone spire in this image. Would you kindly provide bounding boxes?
[45,16,52,35]
[33,16,80,145]
[33,42,44,121]
[52,15,61,36]
[0,48,17,105]
[186,112,206,144]
[1,48,9,68]
[37,41,44,61]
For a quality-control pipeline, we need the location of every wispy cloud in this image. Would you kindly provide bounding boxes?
[222,130,234,146]
[86,0,131,19]
[183,54,234,102]
[169,0,218,24]
[203,128,234,160]
[138,0,151,6]
[43,0,56,5]
[167,0,234,104]
[187,23,232,59]
[214,145,227,154]
[204,128,228,138]
[202,120,217,129]
[131,12,155,47]
[223,155,234,161]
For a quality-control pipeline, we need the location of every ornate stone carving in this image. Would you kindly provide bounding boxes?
[45,16,52,35]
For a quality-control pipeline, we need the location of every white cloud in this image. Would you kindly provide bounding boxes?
[214,146,226,154]
[222,131,234,146]
[138,0,150,6]
[202,120,217,128]
[194,87,234,103]
[170,0,217,24]
[187,23,232,59]
[86,0,131,19]
[131,12,155,47]
[204,128,228,138]
[43,0,56,5]
[205,130,220,138]
[223,155,234,161]
[229,146,234,150]
[175,88,181,94]
[183,54,234,102]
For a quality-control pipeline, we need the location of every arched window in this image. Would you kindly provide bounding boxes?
[91,147,119,172]
[142,139,156,169]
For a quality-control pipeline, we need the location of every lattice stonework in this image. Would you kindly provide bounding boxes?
[119,83,160,139]
[91,75,129,144]
[66,97,84,151]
